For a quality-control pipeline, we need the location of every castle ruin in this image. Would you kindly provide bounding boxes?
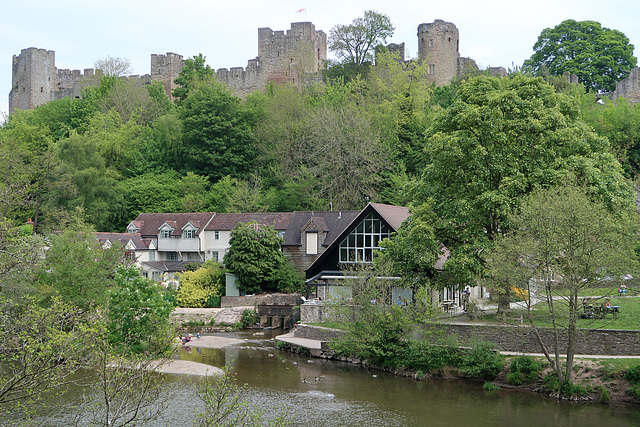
[9,20,510,114]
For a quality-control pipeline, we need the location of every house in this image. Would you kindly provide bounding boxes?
[94,231,153,264]
[122,203,411,285]
[125,212,217,281]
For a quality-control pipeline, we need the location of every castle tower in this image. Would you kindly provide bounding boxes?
[417,20,460,86]
[9,48,56,114]
[151,52,184,99]
[257,22,327,87]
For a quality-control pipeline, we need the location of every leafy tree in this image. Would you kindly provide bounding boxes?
[35,219,126,311]
[522,20,637,92]
[376,202,441,289]
[328,10,395,66]
[486,186,638,388]
[55,132,125,231]
[108,266,175,353]
[0,296,95,413]
[178,80,256,181]
[175,260,224,308]
[172,53,214,103]
[415,75,632,308]
[224,222,286,294]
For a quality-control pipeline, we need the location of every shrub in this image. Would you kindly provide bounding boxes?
[627,385,640,400]
[624,364,640,385]
[175,261,224,307]
[598,385,611,404]
[460,341,504,380]
[240,309,258,329]
[508,356,542,384]
[483,382,500,391]
[405,340,461,373]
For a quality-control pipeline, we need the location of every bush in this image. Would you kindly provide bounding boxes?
[627,385,640,400]
[508,356,542,384]
[483,382,500,391]
[624,364,640,385]
[460,341,504,380]
[405,340,461,373]
[240,309,258,329]
[175,261,223,308]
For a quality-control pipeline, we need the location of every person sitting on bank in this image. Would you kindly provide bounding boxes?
[604,299,611,309]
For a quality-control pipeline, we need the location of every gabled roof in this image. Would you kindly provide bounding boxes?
[204,212,292,231]
[130,213,217,237]
[282,211,359,246]
[141,261,197,273]
[94,232,150,250]
[305,203,410,278]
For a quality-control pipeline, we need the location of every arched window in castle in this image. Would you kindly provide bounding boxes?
[429,39,434,48]
[338,213,392,264]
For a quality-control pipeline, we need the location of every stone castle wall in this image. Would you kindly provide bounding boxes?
[10,19,517,114]
[611,67,640,104]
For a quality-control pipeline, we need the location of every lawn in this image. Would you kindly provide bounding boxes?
[478,294,640,330]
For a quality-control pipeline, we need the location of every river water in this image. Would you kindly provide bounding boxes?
[170,330,640,427]
[18,329,640,426]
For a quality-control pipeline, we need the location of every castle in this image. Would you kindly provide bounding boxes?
[9,20,500,114]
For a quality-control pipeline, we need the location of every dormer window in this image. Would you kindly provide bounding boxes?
[160,229,172,239]
[183,229,196,239]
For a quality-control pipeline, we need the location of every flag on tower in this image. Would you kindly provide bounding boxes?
[296,8,305,13]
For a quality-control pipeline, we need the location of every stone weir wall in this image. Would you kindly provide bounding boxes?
[222,293,303,307]
[292,322,640,357]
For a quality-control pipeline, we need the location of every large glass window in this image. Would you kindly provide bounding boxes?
[339,213,392,263]
[160,229,172,239]
[166,251,178,261]
[183,229,195,239]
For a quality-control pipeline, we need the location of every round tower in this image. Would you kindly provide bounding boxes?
[417,20,460,86]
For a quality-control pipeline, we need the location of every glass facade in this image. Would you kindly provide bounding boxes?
[339,213,392,263]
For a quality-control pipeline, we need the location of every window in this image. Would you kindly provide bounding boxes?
[339,213,392,263]
[306,232,318,255]
[211,251,219,263]
[160,229,172,238]
[183,229,195,239]
[214,231,220,241]
[149,250,155,261]
[166,252,178,261]
[152,271,160,281]
[429,39,434,48]
[428,64,436,74]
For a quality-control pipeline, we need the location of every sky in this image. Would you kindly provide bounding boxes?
[2,0,640,117]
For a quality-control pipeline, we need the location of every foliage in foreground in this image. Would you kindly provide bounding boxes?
[194,364,290,427]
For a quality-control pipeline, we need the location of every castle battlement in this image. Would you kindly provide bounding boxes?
[9,20,518,114]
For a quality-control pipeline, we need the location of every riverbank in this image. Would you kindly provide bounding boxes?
[275,325,640,404]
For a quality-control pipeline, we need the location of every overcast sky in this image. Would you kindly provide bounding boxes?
[2,0,640,117]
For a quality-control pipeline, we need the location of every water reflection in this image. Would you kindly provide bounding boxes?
[177,331,640,427]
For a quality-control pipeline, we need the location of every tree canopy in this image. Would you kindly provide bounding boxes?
[523,20,637,92]
[328,10,395,66]
[486,185,638,385]
[403,75,633,295]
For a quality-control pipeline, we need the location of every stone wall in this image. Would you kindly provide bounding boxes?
[297,304,640,356]
[612,67,640,104]
[221,293,303,307]
[436,323,640,356]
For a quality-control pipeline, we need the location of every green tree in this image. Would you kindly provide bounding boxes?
[522,20,637,92]
[108,266,175,354]
[175,260,224,308]
[224,222,286,294]
[328,10,395,66]
[172,54,214,103]
[0,296,95,414]
[416,75,632,308]
[179,80,256,181]
[486,186,638,389]
[36,219,126,311]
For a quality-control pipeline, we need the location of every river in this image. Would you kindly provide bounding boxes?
[171,330,640,427]
[17,329,640,426]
